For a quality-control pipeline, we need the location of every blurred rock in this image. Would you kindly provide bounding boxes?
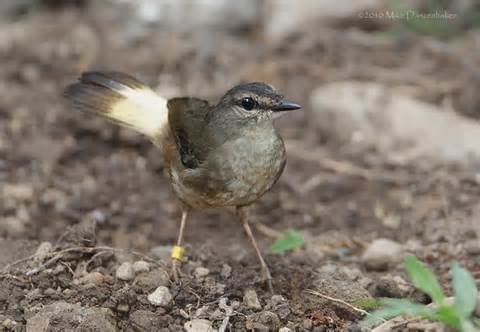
[194,266,210,278]
[147,286,172,307]
[244,289,262,310]
[311,81,480,165]
[464,240,480,255]
[265,0,384,41]
[116,262,135,281]
[33,241,53,263]
[132,260,151,274]
[246,311,281,332]
[26,301,116,332]
[114,0,259,31]
[362,238,403,271]
[184,318,215,332]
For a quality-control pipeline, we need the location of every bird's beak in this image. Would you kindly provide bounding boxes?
[272,99,302,112]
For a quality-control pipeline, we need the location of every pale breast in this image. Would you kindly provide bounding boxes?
[170,126,286,209]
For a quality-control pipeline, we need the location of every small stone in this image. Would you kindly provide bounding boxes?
[147,286,172,307]
[116,262,135,281]
[133,260,151,274]
[34,241,53,262]
[149,246,172,261]
[464,240,480,255]
[3,318,17,329]
[279,327,293,332]
[3,183,34,202]
[267,295,290,320]
[362,238,403,271]
[194,266,210,278]
[220,264,232,278]
[303,318,313,330]
[77,272,110,286]
[116,303,130,313]
[248,311,280,331]
[184,318,214,332]
[244,289,262,310]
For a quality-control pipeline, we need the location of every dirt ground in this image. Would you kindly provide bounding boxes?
[1,3,480,332]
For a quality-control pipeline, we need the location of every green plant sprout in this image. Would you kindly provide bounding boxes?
[363,255,479,331]
[269,230,305,254]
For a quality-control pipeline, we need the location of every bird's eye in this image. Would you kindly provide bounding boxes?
[241,97,256,111]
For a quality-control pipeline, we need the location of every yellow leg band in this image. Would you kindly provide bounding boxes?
[171,245,186,261]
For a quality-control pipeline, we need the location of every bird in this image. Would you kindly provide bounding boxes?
[64,71,301,289]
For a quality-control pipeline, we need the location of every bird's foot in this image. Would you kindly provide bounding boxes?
[261,265,273,293]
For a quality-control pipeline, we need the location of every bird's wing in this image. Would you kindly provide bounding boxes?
[167,97,212,169]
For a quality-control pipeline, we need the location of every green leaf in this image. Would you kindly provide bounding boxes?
[433,305,462,330]
[269,230,304,253]
[362,298,435,327]
[404,256,445,304]
[452,262,478,318]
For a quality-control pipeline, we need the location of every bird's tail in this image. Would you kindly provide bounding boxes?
[64,71,169,140]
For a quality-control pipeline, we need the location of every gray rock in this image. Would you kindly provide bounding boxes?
[220,264,232,278]
[267,295,290,320]
[464,240,480,255]
[33,241,53,262]
[279,328,293,332]
[248,311,281,332]
[116,262,135,281]
[265,0,384,41]
[194,266,210,278]
[147,286,172,307]
[26,301,116,332]
[133,260,151,274]
[244,289,262,310]
[184,318,215,332]
[311,81,480,165]
[362,238,403,271]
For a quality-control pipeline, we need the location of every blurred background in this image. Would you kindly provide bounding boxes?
[1,0,480,330]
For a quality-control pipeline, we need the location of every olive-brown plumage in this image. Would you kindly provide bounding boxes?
[64,71,301,288]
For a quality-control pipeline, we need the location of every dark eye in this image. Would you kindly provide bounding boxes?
[241,97,256,111]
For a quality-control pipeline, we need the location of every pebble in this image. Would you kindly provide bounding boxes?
[116,262,135,281]
[147,286,172,307]
[464,240,480,255]
[184,318,214,332]
[279,327,293,332]
[133,260,151,274]
[34,241,53,262]
[194,266,210,278]
[220,264,232,278]
[248,311,281,331]
[362,238,403,271]
[267,295,290,320]
[244,289,262,310]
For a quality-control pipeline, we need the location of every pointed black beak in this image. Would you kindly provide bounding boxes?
[272,99,302,112]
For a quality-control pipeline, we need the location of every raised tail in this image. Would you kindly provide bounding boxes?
[64,71,169,139]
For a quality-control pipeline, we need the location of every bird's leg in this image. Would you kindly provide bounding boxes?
[236,206,273,291]
[171,209,188,282]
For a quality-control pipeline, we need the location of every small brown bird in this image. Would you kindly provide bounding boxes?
[64,72,301,288]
